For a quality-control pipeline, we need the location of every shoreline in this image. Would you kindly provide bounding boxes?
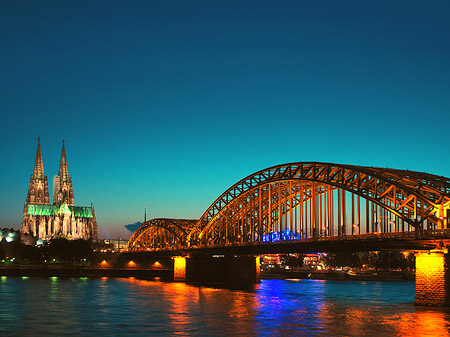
[0,267,415,282]
[261,269,415,282]
[0,266,173,280]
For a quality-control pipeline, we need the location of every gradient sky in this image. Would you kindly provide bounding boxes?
[1,1,449,239]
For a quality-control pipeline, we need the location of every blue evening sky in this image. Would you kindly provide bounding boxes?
[1,1,449,239]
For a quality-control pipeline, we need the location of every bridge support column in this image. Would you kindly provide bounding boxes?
[174,255,260,284]
[415,251,450,306]
[173,256,187,281]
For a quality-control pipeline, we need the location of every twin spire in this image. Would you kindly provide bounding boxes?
[33,138,70,180]
[31,138,73,206]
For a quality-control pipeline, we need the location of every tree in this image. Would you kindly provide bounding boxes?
[45,238,94,263]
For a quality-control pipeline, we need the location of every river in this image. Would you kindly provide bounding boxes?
[0,276,449,336]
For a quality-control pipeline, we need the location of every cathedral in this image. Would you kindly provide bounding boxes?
[21,138,98,241]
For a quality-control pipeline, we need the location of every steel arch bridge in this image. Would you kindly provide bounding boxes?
[128,162,450,250]
[128,218,198,250]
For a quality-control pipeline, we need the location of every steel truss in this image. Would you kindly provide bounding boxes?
[128,218,197,250]
[129,163,450,250]
[192,162,450,247]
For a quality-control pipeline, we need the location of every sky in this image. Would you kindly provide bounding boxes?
[1,1,449,239]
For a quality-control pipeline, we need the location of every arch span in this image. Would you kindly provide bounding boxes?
[128,218,197,250]
[191,162,450,246]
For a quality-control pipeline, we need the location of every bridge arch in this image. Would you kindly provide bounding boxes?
[191,162,450,246]
[128,218,197,250]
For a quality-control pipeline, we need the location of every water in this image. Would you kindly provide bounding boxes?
[1,276,449,336]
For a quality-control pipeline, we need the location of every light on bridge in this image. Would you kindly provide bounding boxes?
[152,261,162,269]
[415,251,449,306]
[173,256,186,281]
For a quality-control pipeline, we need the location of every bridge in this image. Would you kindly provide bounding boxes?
[127,162,450,306]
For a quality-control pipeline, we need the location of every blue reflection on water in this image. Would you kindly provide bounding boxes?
[253,279,421,336]
[0,277,449,336]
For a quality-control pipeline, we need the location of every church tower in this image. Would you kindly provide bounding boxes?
[21,139,98,241]
[26,137,50,205]
[53,140,74,206]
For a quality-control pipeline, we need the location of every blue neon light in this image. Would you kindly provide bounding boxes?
[262,230,303,242]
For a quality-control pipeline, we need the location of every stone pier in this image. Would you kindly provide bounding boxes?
[415,251,450,306]
[173,255,260,284]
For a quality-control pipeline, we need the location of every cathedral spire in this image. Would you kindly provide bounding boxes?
[58,139,69,181]
[27,137,49,205]
[54,140,74,206]
[33,137,45,179]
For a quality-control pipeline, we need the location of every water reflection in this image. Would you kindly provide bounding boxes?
[0,277,449,336]
[123,278,259,336]
[391,308,450,337]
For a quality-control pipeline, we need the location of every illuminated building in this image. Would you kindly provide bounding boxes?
[20,138,98,241]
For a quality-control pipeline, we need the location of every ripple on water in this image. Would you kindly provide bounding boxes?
[0,277,449,336]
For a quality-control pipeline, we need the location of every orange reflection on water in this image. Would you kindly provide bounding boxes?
[342,307,372,337]
[123,279,258,335]
[125,278,196,331]
[227,290,255,319]
[393,308,450,337]
[318,302,450,337]
[165,282,195,333]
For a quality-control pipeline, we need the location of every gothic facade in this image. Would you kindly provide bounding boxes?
[21,139,98,241]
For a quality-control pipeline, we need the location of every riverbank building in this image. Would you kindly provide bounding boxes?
[21,138,98,241]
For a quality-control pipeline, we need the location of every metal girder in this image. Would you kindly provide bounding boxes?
[129,163,450,251]
[193,163,450,244]
[128,218,197,249]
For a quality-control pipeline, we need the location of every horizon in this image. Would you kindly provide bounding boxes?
[1,1,450,239]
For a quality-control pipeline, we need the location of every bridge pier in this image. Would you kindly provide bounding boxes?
[173,256,187,281]
[415,250,450,306]
[173,255,260,284]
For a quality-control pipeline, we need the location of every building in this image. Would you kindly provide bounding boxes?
[21,138,98,241]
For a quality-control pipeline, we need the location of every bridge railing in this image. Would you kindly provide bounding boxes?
[130,229,450,251]
[186,229,450,250]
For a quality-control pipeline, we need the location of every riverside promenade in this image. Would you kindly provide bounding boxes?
[0,266,173,279]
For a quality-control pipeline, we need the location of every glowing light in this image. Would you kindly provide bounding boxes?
[152,261,162,269]
[255,256,261,278]
[415,252,446,306]
[127,261,136,267]
[262,230,302,243]
[174,257,186,281]
[27,204,93,217]
[100,260,109,267]
[416,253,443,272]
